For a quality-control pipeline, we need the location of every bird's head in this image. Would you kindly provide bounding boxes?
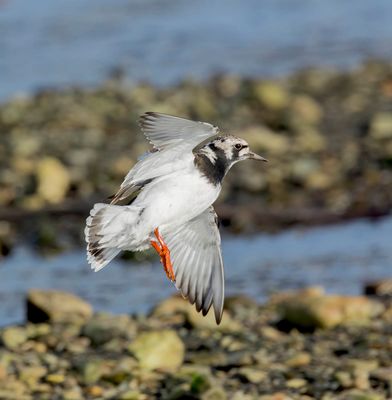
[203,135,267,166]
[195,135,267,185]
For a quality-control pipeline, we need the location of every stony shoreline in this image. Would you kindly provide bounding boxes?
[0,283,391,400]
[1,61,392,255]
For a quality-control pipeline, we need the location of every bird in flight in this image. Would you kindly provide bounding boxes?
[85,112,267,323]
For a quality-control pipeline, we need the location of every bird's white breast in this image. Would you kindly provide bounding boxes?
[133,163,221,238]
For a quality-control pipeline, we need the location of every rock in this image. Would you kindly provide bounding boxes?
[286,378,307,389]
[254,81,289,110]
[201,387,227,400]
[1,326,28,349]
[82,313,135,346]
[215,75,241,98]
[371,367,392,384]
[335,389,385,400]
[102,357,136,384]
[187,351,228,367]
[291,158,320,181]
[285,352,311,367]
[277,290,384,329]
[224,295,260,313]
[220,336,247,352]
[40,353,60,370]
[231,392,254,400]
[19,366,48,386]
[61,387,84,400]
[335,371,353,388]
[259,393,293,400]
[270,286,325,305]
[25,323,51,338]
[370,112,392,139]
[236,367,267,383]
[0,365,7,380]
[339,359,377,391]
[10,130,42,158]
[65,337,90,354]
[85,385,104,397]
[305,170,334,190]
[118,390,145,400]
[129,329,184,371]
[364,279,392,296]
[79,359,108,385]
[110,156,134,177]
[150,295,189,319]
[294,129,327,153]
[27,290,93,324]
[186,306,241,332]
[234,163,267,193]
[259,326,283,341]
[241,126,290,155]
[190,87,216,118]
[36,157,71,204]
[290,95,323,126]
[346,359,381,372]
[45,374,65,384]
[152,295,240,331]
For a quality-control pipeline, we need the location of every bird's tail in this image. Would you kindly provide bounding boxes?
[85,203,132,271]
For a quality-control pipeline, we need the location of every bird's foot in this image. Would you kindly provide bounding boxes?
[151,228,175,282]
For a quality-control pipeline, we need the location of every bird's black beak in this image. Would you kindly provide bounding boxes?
[248,151,268,162]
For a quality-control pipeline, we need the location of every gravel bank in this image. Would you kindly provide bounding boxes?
[1,61,392,254]
[0,285,391,399]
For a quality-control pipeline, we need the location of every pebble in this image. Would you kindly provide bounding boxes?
[27,289,93,324]
[277,293,384,329]
[254,81,290,110]
[286,378,307,389]
[285,352,311,367]
[45,373,65,384]
[129,329,185,371]
[1,326,28,349]
[36,157,71,204]
[85,385,104,397]
[370,112,392,139]
[365,279,392,296]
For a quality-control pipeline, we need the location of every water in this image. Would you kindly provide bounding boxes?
[1,216,391,326]
[1,0,392,100]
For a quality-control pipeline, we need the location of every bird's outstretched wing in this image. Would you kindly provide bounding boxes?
[111,112,220,204]
[139,112,219,150]
[163,206,224,324]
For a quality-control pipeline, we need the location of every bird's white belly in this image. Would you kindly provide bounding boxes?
[135,172,220,239]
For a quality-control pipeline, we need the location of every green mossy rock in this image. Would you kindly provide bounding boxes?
[1,326,28,350]
[129,329,184,371]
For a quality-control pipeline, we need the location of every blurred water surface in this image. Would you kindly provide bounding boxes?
[1,0,392,100]
[1,215,391,326]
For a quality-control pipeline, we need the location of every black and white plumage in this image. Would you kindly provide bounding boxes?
[85,112,267,324]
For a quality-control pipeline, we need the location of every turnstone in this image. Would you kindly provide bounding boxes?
[85,112,267,323]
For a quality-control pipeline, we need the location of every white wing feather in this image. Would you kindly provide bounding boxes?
[111,112,220,203]
[139,112,219,150]
[163,206,225,324]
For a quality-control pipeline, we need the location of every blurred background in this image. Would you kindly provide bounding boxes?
[1,2,392,399]
[1,0,392,327]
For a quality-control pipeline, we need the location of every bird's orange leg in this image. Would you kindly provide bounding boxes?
[150,228,175,282]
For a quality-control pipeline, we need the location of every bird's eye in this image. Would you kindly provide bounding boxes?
[235,143,243,150]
